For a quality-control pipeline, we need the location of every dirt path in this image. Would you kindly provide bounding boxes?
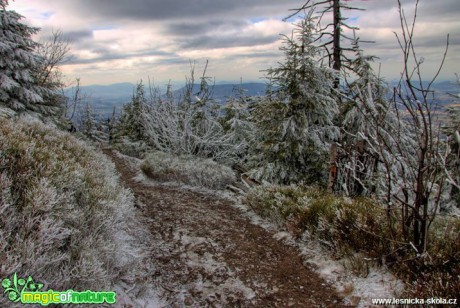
[104,149,346,307]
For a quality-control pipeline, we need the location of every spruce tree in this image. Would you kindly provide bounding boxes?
[336,38,389,196]
[116,82,146,142]
[82,102,95,139]
[249,14,338,185]
[220,84,255,163]
[0,0,50,112]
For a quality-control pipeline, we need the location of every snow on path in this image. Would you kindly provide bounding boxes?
[106,149,402,307]
[105,149,345,307]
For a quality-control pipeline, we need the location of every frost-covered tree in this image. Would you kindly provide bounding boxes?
[219,84,255,162]
[249,14,339,184]
[33,29,70,116]
[338,0,452,254]
[389,0,450,253]
[81,102,95,139]
[443,105,460,208]
[34,30,70,92]
[286,0,371,89]
[141,69,236,163]
[107,106,117,143]
[116,82,147,141]
[0,0,50,112]
[334,37,389,196]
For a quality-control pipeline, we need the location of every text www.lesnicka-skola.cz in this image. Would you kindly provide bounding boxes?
[372,297,457,305]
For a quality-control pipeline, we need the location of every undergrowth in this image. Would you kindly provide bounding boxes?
[0,118,147,305]
[246,184,460,298]
[112,137,151,159]
[141,151,236,190]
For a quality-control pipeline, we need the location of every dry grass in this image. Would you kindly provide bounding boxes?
[112,137,151,159]
[141,151,236,190]
[0,118,146,305]
[246,184,460,298]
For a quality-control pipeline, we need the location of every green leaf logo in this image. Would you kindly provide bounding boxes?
[1,273,44,303]
[1,278,11,289]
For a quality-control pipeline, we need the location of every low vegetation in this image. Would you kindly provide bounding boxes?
[112,137,152,159]
[0,118,146,305]
[246,184,460,298]
[141,150,236,190]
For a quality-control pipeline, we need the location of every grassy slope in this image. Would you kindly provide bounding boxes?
[0,118,145,304]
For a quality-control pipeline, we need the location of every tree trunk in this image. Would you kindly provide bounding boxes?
[332,0,341,71]
[328,143,338,192]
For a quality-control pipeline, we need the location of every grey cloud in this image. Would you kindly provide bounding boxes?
[45,0,300,21]
[222,51,281,65]
[62,30,93,42]
[156,57,190,66]
[359,0,460,22]
[41,0,459,56]
[68,49,177,65]
[166,20,250,37]
[243,51,280,59]
[415,34,459,49]
[38,28,93,43]
[26,0,458,81]
[180,33,278,50]
[165,18,282,50]
[417,0,460,19]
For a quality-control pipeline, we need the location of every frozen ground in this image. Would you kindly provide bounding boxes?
[105,149,402,307]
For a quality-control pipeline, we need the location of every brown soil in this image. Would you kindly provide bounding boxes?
[104,149,348,307]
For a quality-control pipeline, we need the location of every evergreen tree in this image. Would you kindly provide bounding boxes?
[81,102,95,139]
[116,82,146,141]
[220,84,255,162]
[286,0,370,89]
[0,0,50,112]
[107,106,117,143]
[335,37,389,196]
[249,14,339,185]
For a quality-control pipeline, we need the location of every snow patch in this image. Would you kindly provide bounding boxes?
[353,270,404,308]
[114,282,165,308]
[170,228,257,305]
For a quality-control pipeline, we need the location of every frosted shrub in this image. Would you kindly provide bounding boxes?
[246,184,460,296]
[246,185,397,253]
[246,185,338,234]
[0,118,144,304]
[112,137,151,158]
[141,151,236,190]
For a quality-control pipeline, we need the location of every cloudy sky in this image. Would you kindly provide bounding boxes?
[8,0,460,86]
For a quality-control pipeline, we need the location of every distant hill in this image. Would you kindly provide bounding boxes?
[173,82,268,101]
[64,82,270,117]
[64,80,458,118]
[387,80,459,106]
[64,82,269,101]
[64,82,135,99]
[64,82,134,118]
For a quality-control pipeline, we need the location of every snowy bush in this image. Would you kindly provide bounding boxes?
[141,151,236,190]
[141,93,241,165]
[0,118,145,303]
